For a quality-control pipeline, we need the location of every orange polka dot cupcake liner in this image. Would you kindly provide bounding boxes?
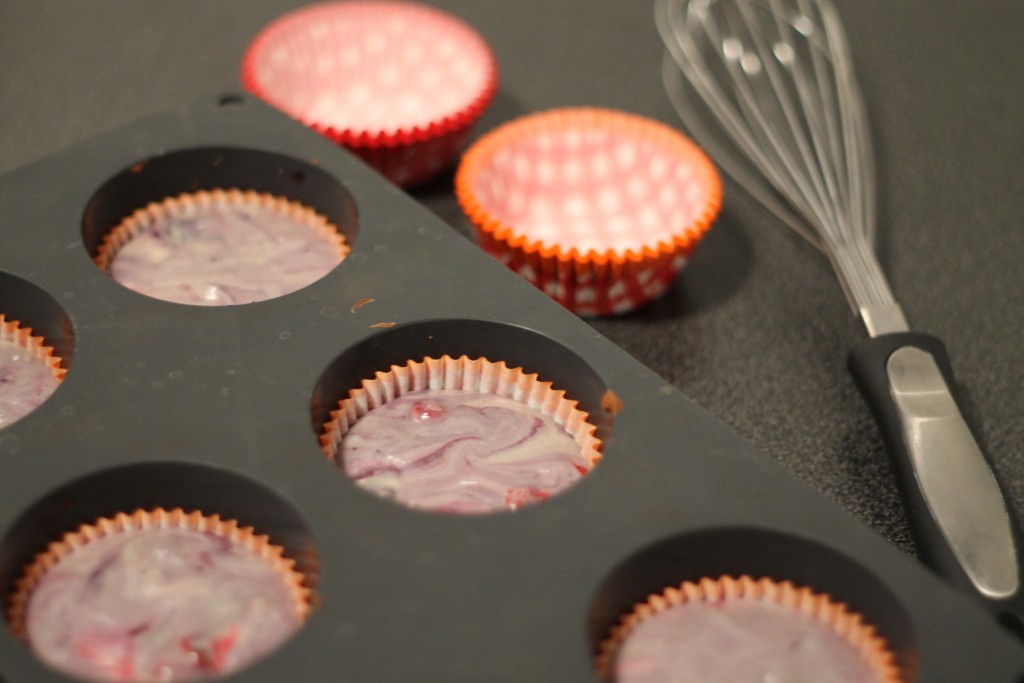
[456,107,722,316]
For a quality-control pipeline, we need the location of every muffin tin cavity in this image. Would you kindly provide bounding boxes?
[1,463,317,682]
[311,319,611,438]
[311,319,612,513]
[0,462,320,604]
[82,147,359,305]
[586,528,916,681]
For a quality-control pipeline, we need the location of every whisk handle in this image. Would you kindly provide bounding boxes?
[849,333,1024,620]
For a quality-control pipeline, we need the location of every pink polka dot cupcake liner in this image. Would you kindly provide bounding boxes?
[596,575,902,683]
[243,1,498,187]
[456,108,722,316]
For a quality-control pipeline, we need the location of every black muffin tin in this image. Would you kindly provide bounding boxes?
[0,94,1021,682]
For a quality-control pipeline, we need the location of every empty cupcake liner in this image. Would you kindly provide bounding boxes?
[94,189,348,306]
[243,1,499,187]
[321,355,602,512]
[456,107,722,316]
[7,507,311,641]
[596,575,901,682]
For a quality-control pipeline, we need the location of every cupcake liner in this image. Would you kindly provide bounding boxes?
[0,314,65,429]
[456,107,722,316]
[243,1,499,187]
[322,354,601,461]
[94,189,348,306]
[7,508,311,641]
[596,575,901,682]
[95,188,348,271]
[321,355,602,512]
[0,314,65,382]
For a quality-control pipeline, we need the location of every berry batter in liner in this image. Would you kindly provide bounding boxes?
[596,575,902,683]
[8,508,310,683]
[321,355,601,514]
[95,189,348,306]
[0,314,64,430]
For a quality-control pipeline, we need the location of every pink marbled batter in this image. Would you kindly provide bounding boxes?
[109,203,343,305]
[0,337,60,429]
[613,598,883,683]
[340,389,590,513]
[26,527,301,682]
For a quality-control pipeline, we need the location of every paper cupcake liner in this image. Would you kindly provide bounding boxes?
[321,354,601,467]
[7,508,312,641]
[456,108,722,316]
[595,575,901,682]
[0,314,65,382]
[94,188,348,273]
[243,1,499,187]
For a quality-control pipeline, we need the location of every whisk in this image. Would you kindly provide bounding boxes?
[656,0,1024,619]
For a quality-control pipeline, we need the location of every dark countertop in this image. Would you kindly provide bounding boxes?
[2,0,1022,573]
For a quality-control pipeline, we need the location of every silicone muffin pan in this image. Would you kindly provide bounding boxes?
[0,95,1021,682]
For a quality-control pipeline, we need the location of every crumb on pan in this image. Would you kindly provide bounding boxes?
[350,298,375,313]
[601,389,623,415]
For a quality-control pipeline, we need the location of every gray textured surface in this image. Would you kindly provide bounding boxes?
[1,0,1022,564]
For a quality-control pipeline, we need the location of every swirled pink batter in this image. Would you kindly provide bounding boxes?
[340,389,590,513]
[613,598,882,683]
[109,203,343,305]
[0,337,60,429]
[25,527,302,682]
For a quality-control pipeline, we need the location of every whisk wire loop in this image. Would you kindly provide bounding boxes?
[656,0,907,334]
[706,3,840,239]
[735,0,846,239]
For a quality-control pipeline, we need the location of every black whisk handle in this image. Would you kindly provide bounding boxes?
[849,333,1024,624]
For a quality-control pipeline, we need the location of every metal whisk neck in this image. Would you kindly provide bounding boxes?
[825,233,908,336]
